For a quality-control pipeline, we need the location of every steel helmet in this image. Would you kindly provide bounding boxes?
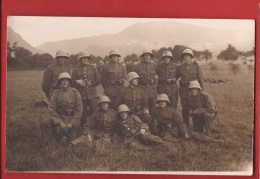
[58,72,72,83]
[161,51,173,59]
[126,72,140,82]
[109,48,121,57]
[98,95,111,104]
[157,94,170,103]
[77,50,91,61]
[55,50,69,59]
[117,104,130,113]
[181,49,194,58]
[141,49,153,57]
[188,80,202,90]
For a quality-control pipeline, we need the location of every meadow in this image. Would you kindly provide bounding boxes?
[5,61,254,173]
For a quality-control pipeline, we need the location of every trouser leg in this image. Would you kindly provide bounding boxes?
[148,96,157,110]
[128,139,153,150]
[88,97,98,116]
[169,94,178,109]
[141,132,163,145]
[40,118,55,145]
[180,98,190,128]
[192,116,204,133]
[162,132,180,143]
[203,113,214,137]
[80,100,88,126]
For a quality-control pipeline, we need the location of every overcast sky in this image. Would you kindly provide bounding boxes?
[7,16,255,47]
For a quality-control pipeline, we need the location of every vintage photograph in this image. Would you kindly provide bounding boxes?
[6,16,255,174]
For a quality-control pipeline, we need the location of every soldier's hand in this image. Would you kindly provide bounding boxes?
[140,129,146,135]
[183,133,190,139]
[87,134,92,142]
[76,79,86,87]
[60,122,68,132]
[195,108,205,115]
[67,123,73,129]
[189,110,194,115]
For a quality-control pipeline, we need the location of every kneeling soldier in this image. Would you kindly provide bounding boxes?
[151,94,190,143]
[40,72,83,147]
[71,95,117,146]
[188,81,219,137]
[117,104,163,150]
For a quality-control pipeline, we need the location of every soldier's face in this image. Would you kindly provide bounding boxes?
[110,55,119,63]
[183,54,192,64]
[101,102,109,111]
[81,57,90,65]
[159,101,167,108]
[143,54,151,62]
[163,57,171,64]
[57,57,67,65]
[60,78,70,88]
[120,112,128,120]
[191,88,199,96]
[131,78,139,86]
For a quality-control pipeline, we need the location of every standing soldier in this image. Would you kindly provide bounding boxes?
[115,72,153,127]
[40,72,83,146]
[157,51,179,109]
[134,49,158,110]
[71,95,117,146]
[176,49,204,128]
[188,81,219,137]
[96,60,105,75]
[117,104,163,150]
[71,50,100,125]
[42,50,71,100]
[101,49,126,108]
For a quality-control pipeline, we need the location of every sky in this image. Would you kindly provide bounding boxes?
[7,16,255,47]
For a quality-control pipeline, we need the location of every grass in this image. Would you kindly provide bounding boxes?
[5,62,254,172]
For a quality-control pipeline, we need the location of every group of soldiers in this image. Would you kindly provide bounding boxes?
[40,48,219,150]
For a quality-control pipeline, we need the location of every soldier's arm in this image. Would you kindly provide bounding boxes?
[141,88,149,108]
[175,65,181,80]
[205,93,214,113]
[197,65,204,90]
[71,68,78,87]
[94,67,101,85]
[114,88,124,108]
[48,91,62,125]
[132,115,149,131]
[82,111,98,135]
[70,91,83,126]
[42,67,53,97]
[100,66,108,87]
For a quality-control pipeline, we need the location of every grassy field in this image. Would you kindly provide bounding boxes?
[5,62,254,172]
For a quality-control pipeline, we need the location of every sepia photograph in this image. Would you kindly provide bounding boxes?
[6,16,255,175]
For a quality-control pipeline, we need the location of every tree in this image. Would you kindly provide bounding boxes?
[172,45,190,64]
[217,44,239,63]
[124,54,138,63]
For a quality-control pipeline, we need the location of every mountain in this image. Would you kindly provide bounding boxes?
[7,26,42,54]
[36,21,254,58]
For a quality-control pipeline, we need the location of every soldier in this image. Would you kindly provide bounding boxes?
[42,50,71,99]
[134,49,158,109]
[176,49,204,128]
[96,60,105,75]
[71,50,100,125]
[40,72,83,146]
[156,51,179,109]
[126,60,135,73]
[115,72,155,128]
[151,94,190,143]
[71,95,117,146]
[101,49,127,108]
[188,81,219,137]
[117,104,163,150]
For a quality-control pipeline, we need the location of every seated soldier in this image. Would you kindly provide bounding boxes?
[71,95,117,146]
[40,72,83,147]
[151,94,190,143]
[117,104,163,150]
[188,81,219,137]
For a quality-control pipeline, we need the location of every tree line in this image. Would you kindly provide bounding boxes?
[7,41,254,70]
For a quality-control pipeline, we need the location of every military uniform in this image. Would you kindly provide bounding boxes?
[176,61,204,127]
[151,106,188,143]
[101,62,126,107]
[156,62,178,108]
[40,87,83,145]
[188,91,217,136]
[134,61,157,109]
[71,64,100,124]
[82,108,117,142]
[117,114,163,150]
[42,62,70,99]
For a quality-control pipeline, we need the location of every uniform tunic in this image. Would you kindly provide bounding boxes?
[176,61,204,127]
[188,91,216,136]
[40,87,83,144]
[156,62,179,108]
[42,62,70,99]
[101,62,126,106]
[151,106,188,142]
[134,61,157,109]
[117,114,163,150]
